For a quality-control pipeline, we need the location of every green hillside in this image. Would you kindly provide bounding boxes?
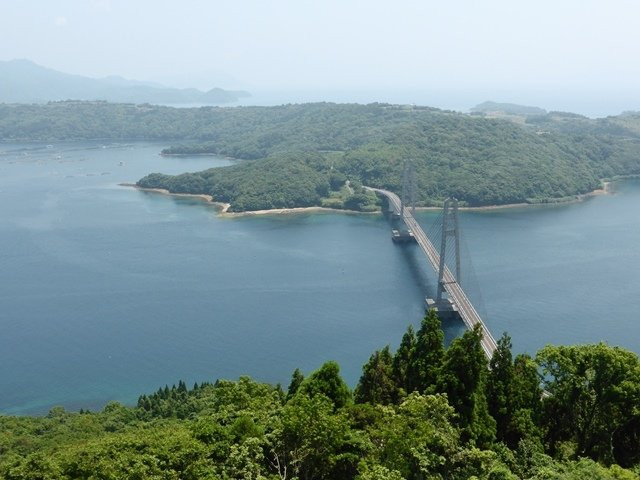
[3,101,640,210]
[471,101,547,116]
[139,104,640,209]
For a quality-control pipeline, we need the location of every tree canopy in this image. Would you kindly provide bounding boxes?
[2,315,640,479]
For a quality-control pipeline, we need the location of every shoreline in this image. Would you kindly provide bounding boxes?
[160,153,224,157]
[412,180,612,212]
[121,180,613,217]
[120,183,371,217]
[120,183,231,213]
[224,206,376,217]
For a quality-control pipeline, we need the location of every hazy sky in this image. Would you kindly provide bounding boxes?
[2,0,640,112]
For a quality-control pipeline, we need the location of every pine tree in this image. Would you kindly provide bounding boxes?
[392,324,416,395]
[487,332,514,443]
[354,346,397,405]
[507,353,543,448]
[437,324,496,446]
[487,334,543,448]
[286,368,305,400]
[408,309,444,393]
[177,380,187,393]
[511,354,542,413]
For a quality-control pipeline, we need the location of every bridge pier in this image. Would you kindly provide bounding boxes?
[425,297,462,322]
[392,229,416,243]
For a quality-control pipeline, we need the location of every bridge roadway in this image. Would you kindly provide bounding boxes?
[369,187,498,359]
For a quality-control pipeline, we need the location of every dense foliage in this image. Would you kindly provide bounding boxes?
[3,101,640,210]
[2,310,639,479]
[137,153,380,212]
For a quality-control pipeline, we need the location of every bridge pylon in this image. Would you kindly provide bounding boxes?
[400,159,416,218]
[391,160,418,243]
[426,197,461,317]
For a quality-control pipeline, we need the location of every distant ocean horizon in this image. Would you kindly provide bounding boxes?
[210,87,640,119]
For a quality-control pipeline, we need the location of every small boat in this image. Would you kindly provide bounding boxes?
[119,161,125,166]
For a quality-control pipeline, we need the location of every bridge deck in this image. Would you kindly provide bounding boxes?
[370,187,498,358]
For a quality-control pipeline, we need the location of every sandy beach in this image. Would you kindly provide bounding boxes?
[120,183,231,213]
[222,206,375,217]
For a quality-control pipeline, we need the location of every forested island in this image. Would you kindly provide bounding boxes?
[3,101,640,212]
[2,313,639,479]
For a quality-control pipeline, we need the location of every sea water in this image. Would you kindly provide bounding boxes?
[1,142,638,414]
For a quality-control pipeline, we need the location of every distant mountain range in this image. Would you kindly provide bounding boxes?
[0,59,251,105]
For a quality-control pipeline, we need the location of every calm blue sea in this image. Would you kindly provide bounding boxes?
[1,142,639,415]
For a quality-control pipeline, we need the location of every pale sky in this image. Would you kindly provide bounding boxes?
[2,0,640,113]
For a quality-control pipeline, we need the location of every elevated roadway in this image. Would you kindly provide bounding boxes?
[369,187,498,358]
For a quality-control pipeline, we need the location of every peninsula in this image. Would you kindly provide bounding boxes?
[2,101,640,212]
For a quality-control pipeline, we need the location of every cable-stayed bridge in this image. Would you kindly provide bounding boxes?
[367,178,498,359]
